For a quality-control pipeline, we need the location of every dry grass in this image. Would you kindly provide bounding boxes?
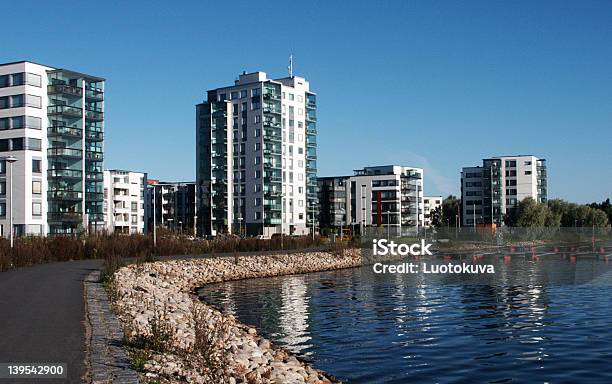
[0,231,326,273]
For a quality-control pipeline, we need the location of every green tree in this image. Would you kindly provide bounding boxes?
[430,206,444,227]
[441,195,461,227]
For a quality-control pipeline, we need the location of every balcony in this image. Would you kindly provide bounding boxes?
[48,84,83,97]
[48,169,82,179]
[262,92,281,101]
[49,125,82,138]
[48,148,82,158]
[306,127,317,135]
[85,130,103,141]
[85,109,104,121]
[48,190,83,201]
[86,192,104,201]
[264,204,282,211]
[48,105,82,118]
[48,212,82,223]
[85,151,104,161]
[263,105,281,115]
[85,172,103,181]
[263,121,281,128]
[85,88,104,101]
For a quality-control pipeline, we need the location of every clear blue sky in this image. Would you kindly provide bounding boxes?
[3,0,611,203]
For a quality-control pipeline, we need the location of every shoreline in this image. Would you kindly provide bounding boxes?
[111,249,364,383]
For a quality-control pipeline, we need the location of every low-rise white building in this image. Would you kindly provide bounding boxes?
[103,170,146,234]
[461,155,547,226]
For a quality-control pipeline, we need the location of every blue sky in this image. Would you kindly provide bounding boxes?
[2,0,611,203]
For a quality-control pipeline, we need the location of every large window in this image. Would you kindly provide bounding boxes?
[0,72,41,88]
[32,202,42,216]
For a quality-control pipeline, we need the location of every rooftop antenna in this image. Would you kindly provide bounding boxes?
[288,54,293,78]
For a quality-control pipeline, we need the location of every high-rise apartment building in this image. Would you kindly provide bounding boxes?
[196,71,317,237]
[103,170,147,234]
[461,155,547,226]
[0,61,104,236]
[318,165,424,236]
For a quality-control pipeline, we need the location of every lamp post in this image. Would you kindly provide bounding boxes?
[6,156,17,248]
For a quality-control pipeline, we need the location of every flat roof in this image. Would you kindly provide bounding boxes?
[0,61,105,81]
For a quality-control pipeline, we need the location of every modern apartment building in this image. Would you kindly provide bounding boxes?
[0,61,104,236]
[146,180,197,235]
[317,176,349,231]
[461,155,547,226]
[196,71,317,237]
[423,196,442,227]
[318,165,424,236]
[103,170,147,234]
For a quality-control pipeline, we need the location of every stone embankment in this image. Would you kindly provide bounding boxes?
[112,250,363,383]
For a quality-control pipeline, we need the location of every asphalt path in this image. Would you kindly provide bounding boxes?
[0,259,102,383]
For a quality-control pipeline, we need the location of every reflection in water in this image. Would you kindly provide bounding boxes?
[198,255,612,383]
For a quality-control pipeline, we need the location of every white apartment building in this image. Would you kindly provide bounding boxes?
[423,196,442,227]
[103,170,146,234]
[0,61,105,236]
[342,165,424,236]
[461,155,547,226]
[197,71,317,237]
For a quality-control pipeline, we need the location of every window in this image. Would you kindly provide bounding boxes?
[505,179,517,186]
[255,211,261,220]
[233,104,238,115]
[219,93,226,101]
[255,170,261,178]
[525,170,532,175]
[240,90,247,98]
[32,181,41,194]
[298,147,303,154]
[255,198,262,206]
[231,91,239,100]
[0,203,5,217]
[0,181,5,195]
[505,160,517,167]
[32,202,42,216]
[254,115,261,123]
[298,95,303,102]
[298,108,303,116]
[26,138,41,151]
[0,160,5,174]
[252,88,261,97]
[254,156,261,165]
[255,142,261,151]
[131,202,138,211]
[289,93,294,101]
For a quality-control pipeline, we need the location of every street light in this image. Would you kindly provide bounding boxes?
[6,156,17,248]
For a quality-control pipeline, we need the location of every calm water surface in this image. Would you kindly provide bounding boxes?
[198,254,612,383]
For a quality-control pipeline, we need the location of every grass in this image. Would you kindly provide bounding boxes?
[0,230,326,273]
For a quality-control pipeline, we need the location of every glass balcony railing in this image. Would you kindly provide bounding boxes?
[85,130,103,141]
[85,109,104,121]
[85,88,104,101]
[48,105,82,117]
[48,190,83,200]
[48,169,82,179]
[85,152,104,161]
[48,148,82,158]
[48,212,82,222]
[49,125,82,137]
[262,92,281,100]
[48,84,83,97]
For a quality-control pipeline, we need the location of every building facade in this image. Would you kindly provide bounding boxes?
[196,71,317,237]
[461,155,547,226]
[423,196,442,227]
[103,170,147,234]
[146,181,197,235]
[318,165,424,236]
[0,61,104,236]
[317,176,349,231]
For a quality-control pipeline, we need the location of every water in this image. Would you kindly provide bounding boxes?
[198,253,612,383]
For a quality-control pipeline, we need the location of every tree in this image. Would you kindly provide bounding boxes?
[441,195,461,227]
[430,206,444,227]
